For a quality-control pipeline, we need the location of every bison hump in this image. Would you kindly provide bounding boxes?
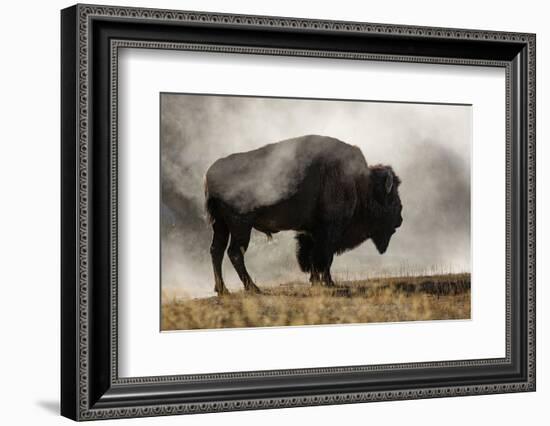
[205,135,367,213]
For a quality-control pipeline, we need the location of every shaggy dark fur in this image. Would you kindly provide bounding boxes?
[204,135,403,295]
[295,233,315,273]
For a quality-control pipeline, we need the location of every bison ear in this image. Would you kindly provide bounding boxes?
[385,171,393,194]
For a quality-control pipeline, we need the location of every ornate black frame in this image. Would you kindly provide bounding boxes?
[61,4,536,421]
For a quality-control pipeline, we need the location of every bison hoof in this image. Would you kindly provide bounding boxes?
[215,287,230,296]
[245,283,262,294]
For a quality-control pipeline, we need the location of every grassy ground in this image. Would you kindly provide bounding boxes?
[161,273,470,331]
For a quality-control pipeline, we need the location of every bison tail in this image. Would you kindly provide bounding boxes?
[295,233,314,273]
[204,180,216,225]
[205,198,216,225]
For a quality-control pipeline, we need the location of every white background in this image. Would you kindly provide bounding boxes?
[119,50,505,377]
[0,0,547,425]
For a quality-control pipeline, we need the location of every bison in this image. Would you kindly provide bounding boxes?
[204,135,403,295]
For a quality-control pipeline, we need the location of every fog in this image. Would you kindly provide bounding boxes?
[160,94,471,298]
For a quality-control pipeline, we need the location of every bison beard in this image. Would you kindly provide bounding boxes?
[204,135,403,295]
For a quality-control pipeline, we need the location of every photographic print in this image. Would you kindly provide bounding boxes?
[61,7,535,417]
[160,93,471,331]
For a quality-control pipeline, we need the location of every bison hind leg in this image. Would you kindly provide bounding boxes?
[210,218,230,296]
[227,225,261,294]
[295,233,314,273]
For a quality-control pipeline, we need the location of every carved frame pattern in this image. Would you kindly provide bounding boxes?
[61,3,536,421]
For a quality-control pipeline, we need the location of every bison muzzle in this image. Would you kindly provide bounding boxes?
[204,135,403,295]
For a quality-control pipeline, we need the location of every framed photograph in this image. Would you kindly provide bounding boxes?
[61,4,536,421]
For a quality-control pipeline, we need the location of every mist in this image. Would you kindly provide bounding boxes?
[160,94,471,298]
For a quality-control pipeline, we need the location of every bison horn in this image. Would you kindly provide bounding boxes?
[385,171,393,194]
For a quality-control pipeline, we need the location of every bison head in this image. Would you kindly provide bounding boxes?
[367,165,403,254]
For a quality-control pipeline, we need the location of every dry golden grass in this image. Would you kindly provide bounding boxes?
[161,273,470,331]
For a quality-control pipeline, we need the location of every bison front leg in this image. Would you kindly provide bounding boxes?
[309,270,321,286]
[310,242,336,287]
[227,228,261,293]
[319,250,335,287]
[295,233,321,285]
